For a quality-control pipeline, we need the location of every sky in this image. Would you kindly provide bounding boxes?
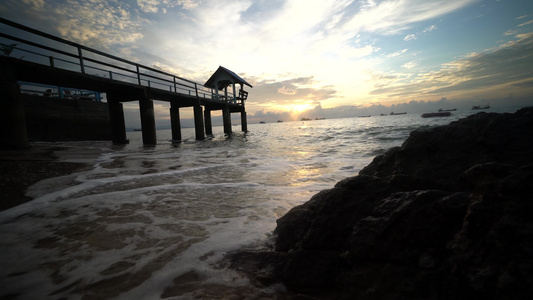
[1,0,533,125]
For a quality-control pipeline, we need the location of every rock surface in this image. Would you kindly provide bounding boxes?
[228,107,533,299]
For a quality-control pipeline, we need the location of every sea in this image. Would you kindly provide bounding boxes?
[0,107,522,299]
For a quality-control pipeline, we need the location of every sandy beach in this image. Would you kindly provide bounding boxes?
[0,145,88,211]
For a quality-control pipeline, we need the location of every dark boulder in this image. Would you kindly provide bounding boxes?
[227,107,533,299]
[360,109,533,191]
[275,175,391,252]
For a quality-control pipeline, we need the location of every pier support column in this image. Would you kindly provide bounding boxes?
[222,106,232,134]
[194,105,205,140]
[139,98,157,145]
[204,109,213,136]
[0,80,29,149]
[170,103,181,142]
[241,111,248,132]
[106,93,128,145]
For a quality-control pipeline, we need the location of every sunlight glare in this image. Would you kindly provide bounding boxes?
[290,103,316,113]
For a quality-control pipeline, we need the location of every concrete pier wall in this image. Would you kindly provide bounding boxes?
[108,100,128,144]
[139,98,157,145]
[204,109,213,136]
[241,111,248,132]
[223,107,232,134]
[0,81,30,149]
[194,105,205,140]
[22,94,112,142]
[170,104,182,142]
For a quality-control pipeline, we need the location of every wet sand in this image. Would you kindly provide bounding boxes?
[0,143,277,299]
[0,145,88,211]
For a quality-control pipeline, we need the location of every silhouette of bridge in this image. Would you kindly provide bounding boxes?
[0,18,251,147]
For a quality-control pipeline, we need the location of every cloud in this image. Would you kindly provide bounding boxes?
[177,0,202,10]
[0,0,147,50]
[137,0,159,13]
[519,20,533,27]
[512,79,533,88]
[137,0,201,13]
[159,0,465,81]
[246,76,338,112]
[402,60,418,69]
[404,24,437,41]
[1,0,475,80]
[370,71,400,81]
[277,86,297,95]
[387,49,409,58]
[404,34,416,41]
[0,0,491,116]
[54,2,146,48]
[21,0,44,9]
[370,32,533,99]
[423,25,437,32]
[342,0,475,35]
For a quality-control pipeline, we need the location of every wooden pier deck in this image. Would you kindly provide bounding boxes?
[0,18,250,148]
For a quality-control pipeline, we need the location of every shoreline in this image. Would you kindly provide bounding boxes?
[233,107,533,299]
[0,145,89,211]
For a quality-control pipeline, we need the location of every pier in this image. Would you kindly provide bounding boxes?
[0,18,251,148]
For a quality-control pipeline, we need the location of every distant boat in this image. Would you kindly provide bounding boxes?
[438,108,456,112]
[259,121,266,124]
[472,104,490,110]
[277,120,283,123]
[133,128,142,132]
[301,117,312,121]
[315,117,326,120]
[358,115,371,118]
[380,114,387,116]
[421,111,452,118]
[390,112,407,115]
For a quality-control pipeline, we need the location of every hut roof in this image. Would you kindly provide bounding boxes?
[204,66,253,90]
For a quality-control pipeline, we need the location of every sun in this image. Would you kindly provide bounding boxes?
[289,103,316,113]
[264,101,318,120]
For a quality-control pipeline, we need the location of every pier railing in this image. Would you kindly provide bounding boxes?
[0,18,236,102]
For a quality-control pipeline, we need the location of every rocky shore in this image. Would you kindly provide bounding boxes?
[228,107,533,299]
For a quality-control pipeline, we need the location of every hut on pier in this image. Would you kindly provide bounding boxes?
[204,66,253,104]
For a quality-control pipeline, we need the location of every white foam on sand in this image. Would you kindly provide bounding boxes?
[3,119,406,298]
[0,157,302,299]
